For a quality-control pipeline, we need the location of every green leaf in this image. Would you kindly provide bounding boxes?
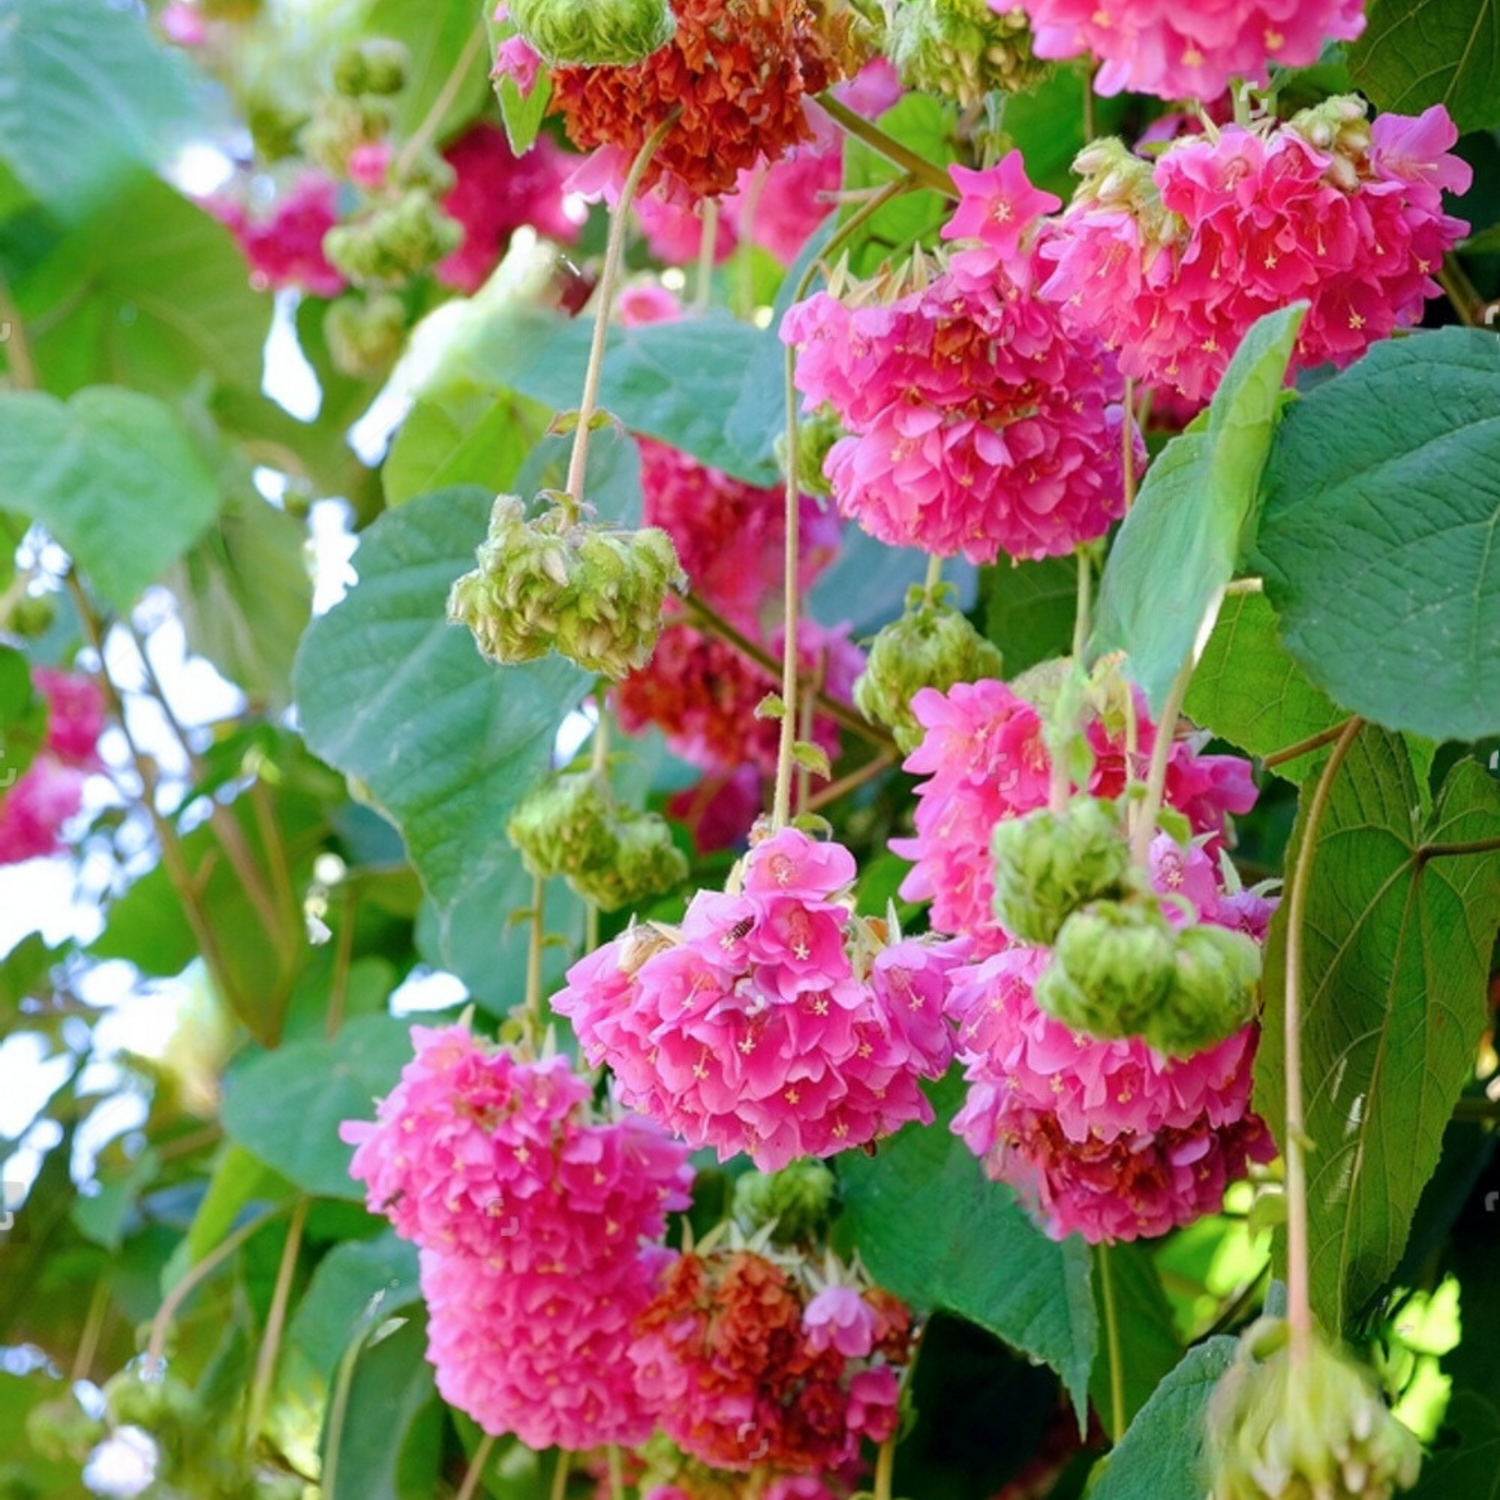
[325,1314,443,1500]
[1255,729,1500,1331]
[0,387,219,609]
[1091,303,1306,711]
[1410,1394,1500,1499]
[1182,592,1343,783]
[0,645,47,788]
[292,486,588,976]
[186,1144,294,1263]
[1255,328,1500,743]
[1348,0,1500,133]
[984,554,1078,676]
[15,174,271,399]
[167,488,313,711]
[0,0,200,220]
[1086,1336,1236,1500]
[287,1233,422,1379]
[1092,1242,1183,1441]
[221,1014,417,1200]
[836,1075,1097,1420]
[384,391,549,506]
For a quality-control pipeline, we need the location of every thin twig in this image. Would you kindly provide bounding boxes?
[817,94,959,200]
[1262,717,1358,771]
[245,1198,309,1452]
[805,750,899,812]
[394,26,486,179]
[454,1434,497,1500]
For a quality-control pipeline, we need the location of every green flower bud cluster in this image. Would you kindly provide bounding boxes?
[25,1391,105,1466]
[1288,96,1374,191]
[324,189,462,285]
[992,796,1134,945]
[733,1159,839,1245]
[509,0,677,67]
[449,494,687,680]
[854,583,1005,752]
[1208,1319,1422,1500]
[884,0,1048,107]
[1035,891,1260,1056]
[332,38,409,97]
[775,407,843,498]
[507,769,687,912]
[324,290,407,375]
[302,94,394,178]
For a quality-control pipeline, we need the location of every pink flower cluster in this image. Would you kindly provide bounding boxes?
[209,173,347,297]
[1043,105,1472,402]
[0,668,105,866]
[554,828,965,1170]
[893,678,1256,957]
[784,154,1137,563]
[1011,0,1366,100]
[946,945,1275,1242]
[436,122,581,293]
[341,1026,693,1449]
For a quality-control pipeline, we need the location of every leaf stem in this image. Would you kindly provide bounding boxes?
[394,25,486,180]
[805,749,899,812]
[1098,1243,1127,1441]
[147,1207,287,1367]
[1282,715,1363,1367]
[246,1197,309,1452]
[523,872,546,1049]
[455,1434,497,1500]
[817,94,958,200]
[565,111,680,509]
[327,886,358,1040]
[1261,716,1358,772]
[1417,834,1500,864]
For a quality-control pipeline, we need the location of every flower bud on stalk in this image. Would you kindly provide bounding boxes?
[885,0,1048,105]
[733,1159,839,1244]
[854,583,1005,752]
[991,795,1133,945]
[332,38,409,97]
[450,495,686,679]
[508,0,677,66]
[507,770,620,879]
[1154,921,1260,1057]
[569,810,689,912]
[324,291,407,376]
[1036,896,1178,1039]
[1208,1318,1422,1500]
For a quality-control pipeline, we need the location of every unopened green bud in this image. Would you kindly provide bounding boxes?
[5,594,56,638]
[103,1369,198,1433]
[885,0,1047,106]
[570,811,688,912]
[449,495,686,679]
[301,95,392,177]
[1208,1319,1422,1500]
[1288,94,1372,164]
[325,292,407,375]
[854,583,1005,752]
[26,1392,104,1464]
[992,796,1133,946]
[332,38,409,98]
[507,770,619,879]
[324,190,462,284]
[733,1160,838,1244]
[776,407,842,498]
[1037,898,1177,1040]
[1148,921,1260,1057]
[509,0,676,66]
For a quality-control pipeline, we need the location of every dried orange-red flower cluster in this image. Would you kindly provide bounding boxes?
[630,1251,912,1473]
[551,0,845,200]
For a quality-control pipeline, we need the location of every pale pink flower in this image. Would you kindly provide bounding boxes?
[804,1286,879,1358]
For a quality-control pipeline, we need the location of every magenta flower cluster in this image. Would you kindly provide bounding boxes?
[554,828,966,1169]
[1044,106,1472,401]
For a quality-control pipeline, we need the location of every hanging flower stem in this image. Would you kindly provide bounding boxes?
[564,111,681,512]
[771,339,804,831]
[455,1435,497,1500]
[818,94,959,200]
[1282,715,1363,1366]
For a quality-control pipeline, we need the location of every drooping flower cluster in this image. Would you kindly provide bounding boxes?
[1043,102,1472,401]
[435,121,581,292]
[554,828,965,1169]
[946,945,1275,1241]
[784,154,1138,563]
[1010,0,1366,100]
[893,676,1256,957]
[631,1251,909,1472]
[208,173,347,296]
[499,0,860,203]
[0,668,106,866]
[341,1025,693,1448]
